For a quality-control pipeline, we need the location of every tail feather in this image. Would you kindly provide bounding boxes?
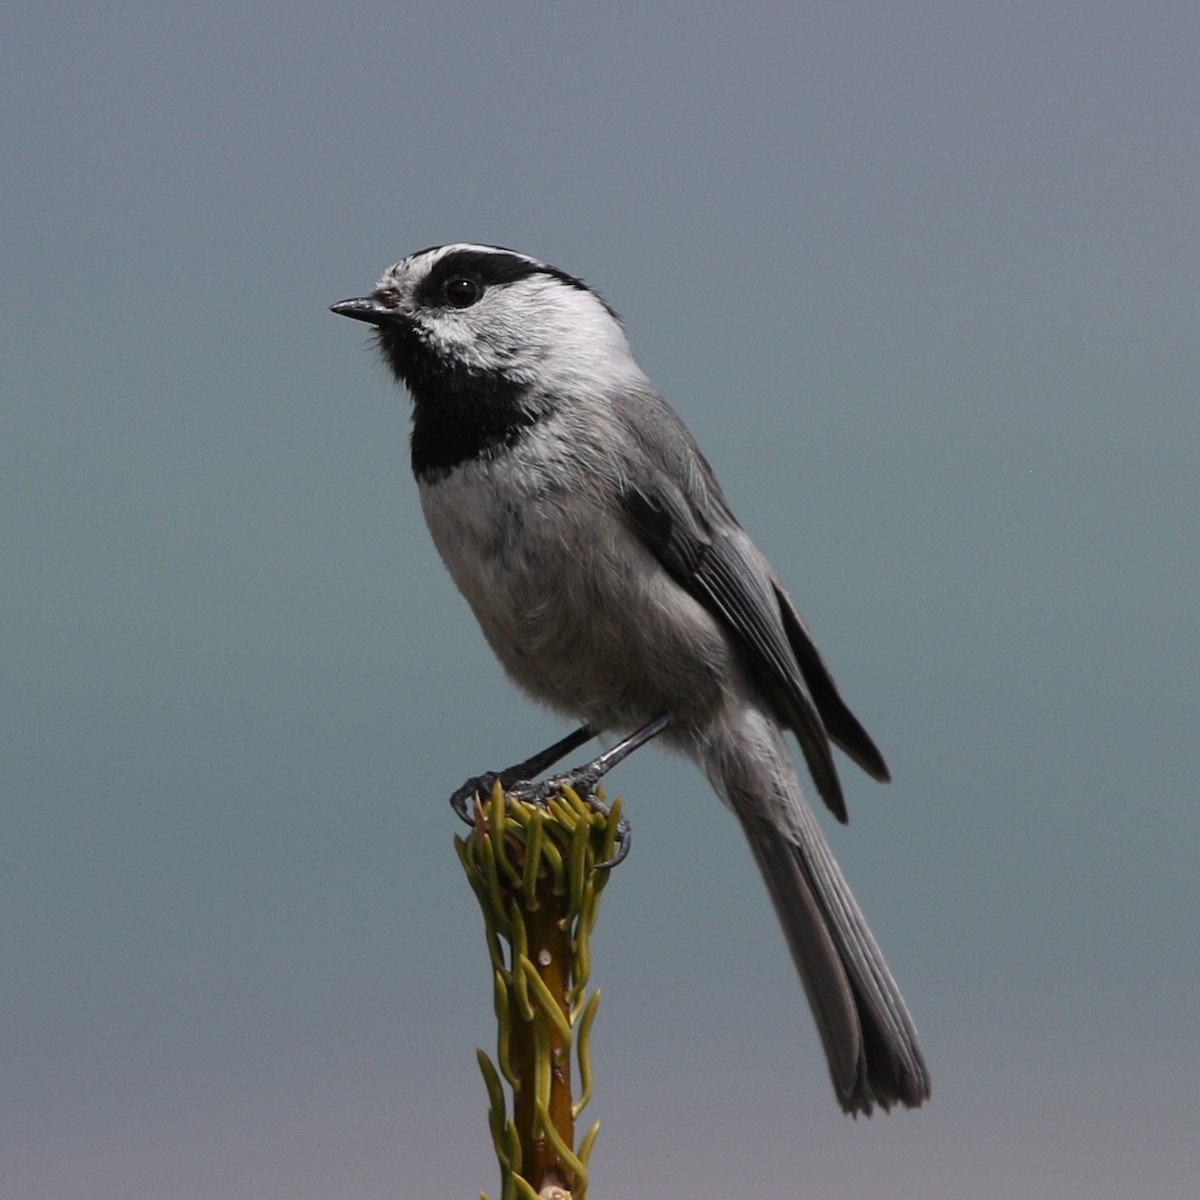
[702,716,930,1115]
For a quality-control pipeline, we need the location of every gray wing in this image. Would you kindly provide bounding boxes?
[621,478,852,820]
[614,389,889,817]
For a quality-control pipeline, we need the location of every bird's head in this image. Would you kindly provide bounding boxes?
[331,243,635,406]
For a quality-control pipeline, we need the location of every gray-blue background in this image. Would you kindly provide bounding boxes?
[4,4,1197,1197]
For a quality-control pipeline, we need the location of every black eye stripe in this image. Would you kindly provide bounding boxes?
[415,250,541,308]
[412,247,592,308]
[406,245,620,321]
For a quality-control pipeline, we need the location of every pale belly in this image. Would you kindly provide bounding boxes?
[418,460,734,733]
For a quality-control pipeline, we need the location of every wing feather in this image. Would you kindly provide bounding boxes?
[621,482,848,821]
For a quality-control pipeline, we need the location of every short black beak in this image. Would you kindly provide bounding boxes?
[330,296,393,326]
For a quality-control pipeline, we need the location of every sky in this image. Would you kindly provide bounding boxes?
[3,3,1198,1197]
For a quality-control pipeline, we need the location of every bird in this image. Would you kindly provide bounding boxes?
[330,243,930,1115]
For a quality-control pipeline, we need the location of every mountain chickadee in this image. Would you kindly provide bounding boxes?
[331,243,930,1115]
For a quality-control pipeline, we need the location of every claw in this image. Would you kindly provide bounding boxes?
[449,773,503,825]
[595,811,632,869]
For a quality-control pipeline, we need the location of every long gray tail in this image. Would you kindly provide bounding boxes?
[701,713,930,1115]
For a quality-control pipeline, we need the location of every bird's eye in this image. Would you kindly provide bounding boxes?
[444,276,482,308]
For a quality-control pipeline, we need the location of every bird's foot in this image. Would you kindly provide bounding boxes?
[508,770,632,869]
[448,724,599,826]
[449,767,631,868]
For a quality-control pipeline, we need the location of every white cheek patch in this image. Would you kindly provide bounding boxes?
[421,312,525,376]
[378,247,643,390]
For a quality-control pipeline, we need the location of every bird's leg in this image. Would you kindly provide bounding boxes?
[449,723,597,824]
[526,713,675,802]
